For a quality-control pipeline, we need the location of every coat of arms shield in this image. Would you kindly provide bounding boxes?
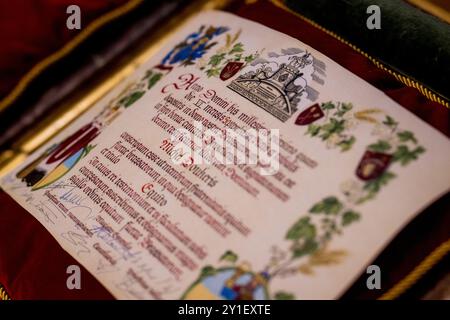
[295,103,324,125]
[356,150,392,181]
[220,61,244,81]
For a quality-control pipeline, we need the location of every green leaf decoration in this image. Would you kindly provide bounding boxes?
[392,145,425,165]
[209,53,226,66]
[84,144,96,156]
[274,291,295,300]
[341,210,361,226]
[338,136,356,152]
[397,130,418,144]
[382,115,398,128]
[310,197,343,215]
[142,70,154,80]
[341,102,353,111]
[321,101,335,110]
[219,250,238,264]
[363,171,396,194]
[334,102,353,117]
[306,124,321,136]
[120,91,145,108]
[200,266,217,278]
[319,118,345,140]
[229,42,244,54]
[206,68,221,77]
[244,54,255,62]
[292,238,319,258]
[368,140,391,152]
[286,217,316,240]
[147,73,163,89]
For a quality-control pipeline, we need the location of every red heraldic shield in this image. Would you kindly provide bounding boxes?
[356,150,392,181]
[220,61,244,81]
[295,103,324,125]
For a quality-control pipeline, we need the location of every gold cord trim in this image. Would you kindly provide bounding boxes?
[269,0,449,109]
[0,0,144,114]
[379,239,450,300]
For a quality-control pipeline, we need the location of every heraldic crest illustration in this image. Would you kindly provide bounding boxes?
[227,48,326,122]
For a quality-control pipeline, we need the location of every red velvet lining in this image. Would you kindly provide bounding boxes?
[0,0,129,102]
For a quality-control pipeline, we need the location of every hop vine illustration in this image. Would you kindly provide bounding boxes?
[305,101,357,152]
[200,30,259,77]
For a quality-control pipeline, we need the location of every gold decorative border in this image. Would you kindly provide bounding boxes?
[0,0,144,114]
[270,0,449,109]
[407,0,450,24]
[0,0,233,179]
[0,284,11,300]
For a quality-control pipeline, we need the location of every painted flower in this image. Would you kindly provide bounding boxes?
[215,46,228,55]
[340,179,365,204]
[371,123,402,151]
[372,123,392,138]
[343,112,357,130]
[196,56,208,69]
[326,133,341,148]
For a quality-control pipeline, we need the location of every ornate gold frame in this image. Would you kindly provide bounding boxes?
[0,0,232,177]
[407,0,450,24]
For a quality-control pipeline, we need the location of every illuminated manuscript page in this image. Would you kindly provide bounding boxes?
[2,11,450,299]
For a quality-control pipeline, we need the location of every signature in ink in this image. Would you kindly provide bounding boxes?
[60,230,91,256]
[68,205,95,222]
[42,180,75,191]
[115,274,146,299]
[35,201,58,224]
[96,258,121,275]
[60,187,86,206]
[153,276,180,296]
[91,226,139,261]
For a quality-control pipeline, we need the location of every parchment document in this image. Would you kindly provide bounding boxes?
[2,11,450,299]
